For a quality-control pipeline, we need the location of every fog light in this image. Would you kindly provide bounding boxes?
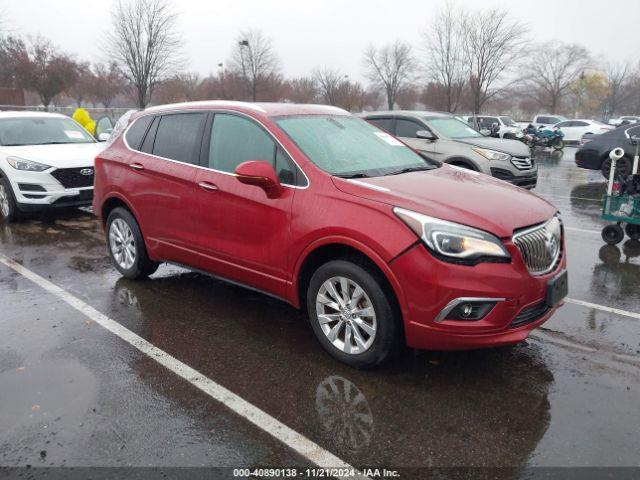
[460,303,473,318]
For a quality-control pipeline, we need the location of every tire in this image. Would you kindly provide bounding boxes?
[0,176,20,222]
[552,138,564,150]
[306,260,400,368]
[106,207,159,279]
[602,224,624,245]
[625,224,640,241]
[601,156,632,180]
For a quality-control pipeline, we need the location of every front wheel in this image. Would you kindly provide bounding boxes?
[106,207,159,279]
[306,260,400,368]
[0,177,20,223]
[602,224,624,245]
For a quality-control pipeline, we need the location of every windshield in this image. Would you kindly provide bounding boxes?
[0,117,95,146]
[424,117,482,139]
[500,116,517,126]
[275,115,435,177]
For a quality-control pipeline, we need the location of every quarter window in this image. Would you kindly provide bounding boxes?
[152,113,207,164]
[125,115,153,150]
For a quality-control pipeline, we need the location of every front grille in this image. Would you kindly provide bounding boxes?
[490,168,537,189]
[50,168,94,189]
[512,216,563,275]
[511,156,533,170]
[510,301,549,329]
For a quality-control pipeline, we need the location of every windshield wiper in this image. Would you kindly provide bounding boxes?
[335,172,371,179]
[385,166,434,176]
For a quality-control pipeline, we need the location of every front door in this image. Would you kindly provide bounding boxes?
[190,112,296,298]
[395,118,438,156]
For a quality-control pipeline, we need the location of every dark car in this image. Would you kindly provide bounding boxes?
[575,123,640,178]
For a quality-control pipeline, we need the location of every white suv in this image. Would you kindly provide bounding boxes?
[0,112,104,221]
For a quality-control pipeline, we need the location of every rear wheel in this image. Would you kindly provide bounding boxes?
[602,224,624,245]
[552,138,565,150]
[602,156,631,180]
[306,260,400,368]
[106,207,159,279]
[0,177,20,222]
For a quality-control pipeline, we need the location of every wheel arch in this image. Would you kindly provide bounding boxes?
[292,238,407,323]
[445,157,480,171]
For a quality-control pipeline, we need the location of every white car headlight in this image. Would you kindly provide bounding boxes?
[471,147,511,161]
[6,156,51,172]
[394,207,510,263]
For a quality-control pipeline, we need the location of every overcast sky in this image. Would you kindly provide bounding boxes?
[3,0,640,81]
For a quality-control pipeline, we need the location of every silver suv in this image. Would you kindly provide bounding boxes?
[363,111,538,189]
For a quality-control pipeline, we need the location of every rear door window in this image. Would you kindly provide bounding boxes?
[140,116,159,154]
[367,117,394,133]
[152,113,207,165]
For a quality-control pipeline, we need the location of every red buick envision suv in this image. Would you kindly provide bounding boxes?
[93,102,567,367]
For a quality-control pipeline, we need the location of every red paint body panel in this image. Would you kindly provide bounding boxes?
[93,102,565,351]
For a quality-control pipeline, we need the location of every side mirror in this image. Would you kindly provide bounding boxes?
[416,130,436,140]
[234,160,283,199]
[97,132,111,142]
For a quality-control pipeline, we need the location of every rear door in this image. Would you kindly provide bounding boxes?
[125,111,207,262]
[190,112,298,298]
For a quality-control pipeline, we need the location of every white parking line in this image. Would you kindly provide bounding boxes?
[0,253,368,480]
[566,297,640,320]
[564,226,601,235]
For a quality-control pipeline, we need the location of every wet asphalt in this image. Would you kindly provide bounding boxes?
[1,147,640,477]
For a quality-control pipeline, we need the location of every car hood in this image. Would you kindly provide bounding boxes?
[454,136,530,156]
[0,143,104,169]
[332,166,556,238]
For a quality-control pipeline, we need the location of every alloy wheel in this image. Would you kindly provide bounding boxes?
[315,276,377,355]
[0,184,9,218]
[109,218,137,270]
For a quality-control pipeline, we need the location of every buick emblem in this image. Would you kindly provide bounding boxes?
[80,168,94,176]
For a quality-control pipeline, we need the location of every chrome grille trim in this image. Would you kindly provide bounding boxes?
[512,216,562,276]
[511,156,533,171]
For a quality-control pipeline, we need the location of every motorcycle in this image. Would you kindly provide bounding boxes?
[522,124,565,150]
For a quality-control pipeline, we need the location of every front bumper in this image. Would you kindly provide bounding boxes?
[389,241,566,351]
[490,167,538,189]
[575,148,603,170]
[5,168,94,210]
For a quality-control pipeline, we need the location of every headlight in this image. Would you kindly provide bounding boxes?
[394,207,510,263]
[6,156,51,172]
[471,147,511,161]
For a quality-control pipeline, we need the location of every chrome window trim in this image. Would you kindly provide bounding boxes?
[434,297,505,323]
[121,109,310,190]
[512,215,563,276]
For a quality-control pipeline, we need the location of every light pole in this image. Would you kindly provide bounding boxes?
[238,40,252,100]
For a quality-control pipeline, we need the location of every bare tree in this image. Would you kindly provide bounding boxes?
[423,1,466,112]
[462,8,528,113]
[313,68,345,106]
[363,41,415,110]
[284,77,318,103]
[90,62,127,108]
[602,60,631,120]
[108,0,183,108]
[521,41,591,114]
[229,29,280,101]
[67,61,94,107]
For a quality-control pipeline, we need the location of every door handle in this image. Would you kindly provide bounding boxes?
[130,163,144,171]
[198,181,219,192]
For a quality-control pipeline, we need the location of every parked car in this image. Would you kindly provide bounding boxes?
[468,115,523,140]
[531,114,567,129]
[363,111,537,189]
[93,101,567,368]
[0,111,104,222]
[554,119,613,144]
[609,116,640,127]
[575,123,640,178]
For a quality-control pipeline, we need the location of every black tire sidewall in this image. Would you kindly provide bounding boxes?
[0,176,20,222]
[306,260,399,368]
[602,225,624,245]
[106,207,157,279]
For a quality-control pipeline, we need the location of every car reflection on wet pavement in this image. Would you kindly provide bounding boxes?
[1,147,640,476]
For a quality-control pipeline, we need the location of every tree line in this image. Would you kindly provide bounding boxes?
[1,0,639,120]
